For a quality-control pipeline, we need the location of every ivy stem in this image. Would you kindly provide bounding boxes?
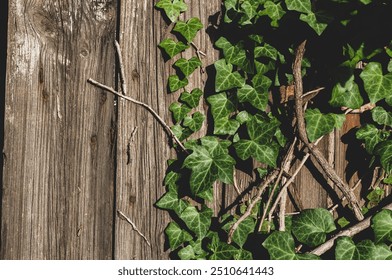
[293,40,364,221]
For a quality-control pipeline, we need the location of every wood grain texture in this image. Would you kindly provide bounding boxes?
[114,0,223,259]
[1,0,117,259]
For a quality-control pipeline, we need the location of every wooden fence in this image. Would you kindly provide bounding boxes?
[0,0,361,259]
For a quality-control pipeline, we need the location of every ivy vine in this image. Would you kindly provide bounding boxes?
[155,0,392,260]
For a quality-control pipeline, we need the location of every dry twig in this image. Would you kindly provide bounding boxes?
[117,210,151,247]
[227,169,280,244]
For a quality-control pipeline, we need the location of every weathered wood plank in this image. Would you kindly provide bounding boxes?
[114,0,222,259]
[1,0,117,259]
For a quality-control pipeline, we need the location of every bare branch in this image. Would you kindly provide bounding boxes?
[343,103,375,114]
[292,41,364,221]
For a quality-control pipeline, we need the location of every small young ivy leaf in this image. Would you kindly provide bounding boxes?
[356,124,389,154]
[168,75,188,93]
[174,57,202,77]
[165,222,193,250]
[299,13,328,35]
[360,62,392,104]
[207,93,240,135]
[214,59,245,92]
[285,0,312,14]
[183,112,205,132]
[236,111,251,124]
[335,237,375,260]
[169,102,191,123]
[222,216,255,247]
[173,17,203,43]
[374,141,392,173]
[179,205,213,238]
[259,1,286,27]
[171,123,192,141]
[292,208,336,247]
[180,88,203,108]
[158,38,189,58]
[183,137,236,197]
[223,0,238,23]
[237,84,268,111]
[371,106,392,127]
[330,76,363,109]
[248,115,281,144]
[305,109,345,142]
[263,231,320,260]
[371,209,392,244]
[178,245,196,260]
[155,0,187,23]
[215,37,253,73]
[252,73,272,93]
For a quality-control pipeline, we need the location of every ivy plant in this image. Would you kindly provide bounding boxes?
[155,0,392,260]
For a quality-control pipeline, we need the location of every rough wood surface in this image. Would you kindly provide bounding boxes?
[1,0,117,259]
[114,0,223,260]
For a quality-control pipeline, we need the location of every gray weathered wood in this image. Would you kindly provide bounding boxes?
[1,0,117,259]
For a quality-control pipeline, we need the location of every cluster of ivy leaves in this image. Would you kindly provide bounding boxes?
[155,0,392,260]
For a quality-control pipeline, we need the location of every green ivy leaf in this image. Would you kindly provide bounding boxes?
[239,1,258,25]
[236,111,251,124]
[215,37,253,73]
[180,205,213,238]
[263,231,320,260]
[299,13,328,35]
[336,237,375,260]
[183,137,235,197]
[371,106,392,127]
[252,73,273,93]
[330,76,363,109]
[178,245,196,260]
[248,115,281,144]
[374,140,392,173]
[222,217,255,247]
[158,38,189,58]
[171,123,192,141]
[254,43,279,61]
[223,0,238,23]
[234,249,253,260]
[209,242,239,260]
[356,124,389,154]
[285,0,312,14]
[259,1,286,27]
[183,112,205,132]
[165,222,193,250]
[168,75,188,93]
[235,140,279,167]
[215,59,245,92]
[360,62,392,104]
[155,0,187,22]
[372,209,392,243]
[169,102,191,122]
[207,93,240,135]
[305,109,345,142]
[237,84,268,111]
[292,208,336,247]
[173,17,203,43]
[180,88,203,108]
[174,57,202,77]
[156,190,188,214]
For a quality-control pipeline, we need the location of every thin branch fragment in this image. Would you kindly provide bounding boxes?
[311,202,392,256]
[114,41,128,96]
[343,103,375,114]
[227,169,279,244]
[117,210,151,247]
[88,78,187,152]
[293,41,364,221]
